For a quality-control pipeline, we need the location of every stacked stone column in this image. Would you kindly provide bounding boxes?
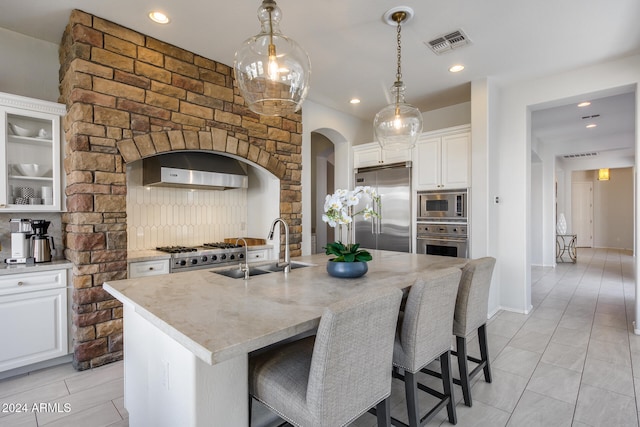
[59,9,302,369]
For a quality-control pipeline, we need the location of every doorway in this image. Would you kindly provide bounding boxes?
[310,132,335,254]
[571,182,593,247]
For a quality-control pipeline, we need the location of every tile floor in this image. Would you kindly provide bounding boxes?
[0,247,637,427]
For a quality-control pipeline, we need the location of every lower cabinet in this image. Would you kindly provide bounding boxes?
[0,269,68,372]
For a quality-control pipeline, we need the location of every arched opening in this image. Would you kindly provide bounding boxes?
[310,132,335,253]
[125,149,280,251]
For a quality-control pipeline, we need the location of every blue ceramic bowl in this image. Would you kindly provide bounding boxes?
[326,260,368,278]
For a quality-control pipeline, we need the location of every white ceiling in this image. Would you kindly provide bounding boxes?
[1,0,639,122]
[0,0,638,168]
[532,90,636,167]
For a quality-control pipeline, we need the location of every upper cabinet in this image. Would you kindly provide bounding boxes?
[413,125,470,191]
[0,92,65,212]
[353,142,411,169]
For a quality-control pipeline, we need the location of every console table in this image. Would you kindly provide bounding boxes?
[556,234,577,263]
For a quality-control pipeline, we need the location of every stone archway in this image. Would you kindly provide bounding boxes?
[116,130,286,177]
[59,10,302,369]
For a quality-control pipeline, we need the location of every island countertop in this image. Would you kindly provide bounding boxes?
[103,250,466,366]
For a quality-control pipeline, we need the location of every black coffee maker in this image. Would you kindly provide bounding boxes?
[30,220,55,263]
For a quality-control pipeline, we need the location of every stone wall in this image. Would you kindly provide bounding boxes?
[58,9,302,370]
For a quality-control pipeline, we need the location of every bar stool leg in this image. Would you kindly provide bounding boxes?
[440,351,457,424]
[375,397,391,427]
[478,324,492,383]
[456,335,472,407]
[404,371,420,427]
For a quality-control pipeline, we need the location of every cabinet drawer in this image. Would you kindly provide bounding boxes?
[246,250,268,263]
[0,269,67,296]
[129,259,170,278]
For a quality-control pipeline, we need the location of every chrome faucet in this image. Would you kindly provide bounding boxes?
[268,218,290,273]
[235,238,250,280]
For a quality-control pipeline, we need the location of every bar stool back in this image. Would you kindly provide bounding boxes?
[249,286,403,427]
[452,256,497,407]
[392,267,463,426]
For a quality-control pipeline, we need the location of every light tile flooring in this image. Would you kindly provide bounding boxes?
[0,247,637,427]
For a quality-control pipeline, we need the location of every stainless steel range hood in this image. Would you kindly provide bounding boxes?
[142,152,248,190]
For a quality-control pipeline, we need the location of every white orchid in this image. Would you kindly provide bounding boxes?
[322,187,381,246]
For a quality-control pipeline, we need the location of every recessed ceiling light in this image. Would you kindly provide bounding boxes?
[449,64,465,73]
[586,123,597,128]
[148,11,170,24]
[350,98,361,104]
[577,101,591,107]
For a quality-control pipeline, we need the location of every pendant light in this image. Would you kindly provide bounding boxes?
[374,7,423,151]
[234,0,311,116]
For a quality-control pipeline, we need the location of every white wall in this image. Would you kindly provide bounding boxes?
[570,167,634,250]
[555,141,634,235]
[487,53,640,314]
[0,28,60,102]
[423,102,471,132]
[530,158,544,266]
[594,168,634,249]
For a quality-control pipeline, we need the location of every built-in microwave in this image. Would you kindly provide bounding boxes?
[417,190,467,221]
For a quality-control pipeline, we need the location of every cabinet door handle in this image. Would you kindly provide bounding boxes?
[17,281,24,286]
[149,267,154,270]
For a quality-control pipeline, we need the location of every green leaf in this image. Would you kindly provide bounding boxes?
[323,241,372,263]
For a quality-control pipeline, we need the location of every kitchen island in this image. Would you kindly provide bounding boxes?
[103,250,466,427]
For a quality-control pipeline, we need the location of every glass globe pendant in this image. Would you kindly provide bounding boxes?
[374,9,423,151]
[234,0,311,116]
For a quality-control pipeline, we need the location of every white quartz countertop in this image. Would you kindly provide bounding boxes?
[0,259,72,276]
[104,250,466,365]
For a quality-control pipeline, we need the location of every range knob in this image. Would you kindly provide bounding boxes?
[212,255,218,261]
[221,254,227,260]
[229,254,235,260]
[191,258,198,265]
[179,260,187,266]
[201,256,208,262]
[239,253,245,259]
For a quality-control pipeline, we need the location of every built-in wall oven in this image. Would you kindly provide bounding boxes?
[416,223,468,258]
[416,189,468,258]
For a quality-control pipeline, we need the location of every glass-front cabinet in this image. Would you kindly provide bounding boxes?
[0,92,65,212]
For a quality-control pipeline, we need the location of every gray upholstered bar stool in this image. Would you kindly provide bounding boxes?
[391,267,462,427]
[450,257,496,407]
[249,286,403,427]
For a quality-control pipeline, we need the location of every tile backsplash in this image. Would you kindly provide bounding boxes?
[126,185,247,251]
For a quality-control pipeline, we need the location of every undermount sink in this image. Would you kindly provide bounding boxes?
[211,261,313,279]
[259,261,313,272]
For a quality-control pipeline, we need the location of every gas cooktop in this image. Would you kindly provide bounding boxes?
[156,246,198,254]
[156,243,246,272]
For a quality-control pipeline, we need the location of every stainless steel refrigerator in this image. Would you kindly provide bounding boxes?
[354,162,411,252]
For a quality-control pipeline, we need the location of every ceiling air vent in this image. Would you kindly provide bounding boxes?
[563,152,599,159]
[425,29,471,55]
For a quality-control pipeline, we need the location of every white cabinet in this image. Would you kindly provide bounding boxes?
[0,92,65,212]
[353,142,410,169]
[0,269,68,372]
[414,125,470,191]
[129,259,170,278]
